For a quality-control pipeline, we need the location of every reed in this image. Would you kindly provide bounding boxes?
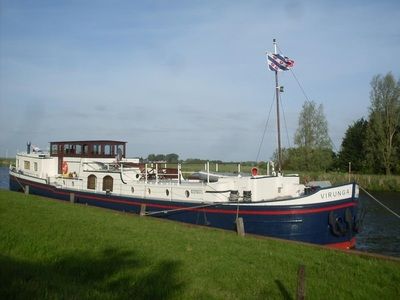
[1,190,399,299]
[0,158,14,167]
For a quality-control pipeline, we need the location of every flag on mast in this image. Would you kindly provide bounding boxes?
[267,53,294,71]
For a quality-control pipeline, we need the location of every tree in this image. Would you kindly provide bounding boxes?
[337,118,368,172]
[366,73,400,175]
[165,153,179,163]
[292,100,333,171]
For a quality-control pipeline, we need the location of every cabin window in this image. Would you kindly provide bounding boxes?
[34,162,38,171]
[64,144,72,154]
[24,161,30,170]
[83,144,89,155]
[92,144,101,155]
[75,145,82,155]
[117,144,124,156]
[51,144,58,155]
[104,145,111,156]
[103,175,113,192]
[87,174,97,190]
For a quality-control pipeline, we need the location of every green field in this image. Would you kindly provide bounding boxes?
[0,190,399,299]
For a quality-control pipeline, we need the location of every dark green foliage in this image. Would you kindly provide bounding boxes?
[337,118,369,172]
[279,101,333,172]
[365,73,400,175]
[147,153,179,163]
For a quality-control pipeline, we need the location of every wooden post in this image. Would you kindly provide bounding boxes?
[296,265,306,300]
[236,217,245,237]
[24,185,29,195]
[140,204,146,216]
[70,193,75,203]
[348,162,352,182]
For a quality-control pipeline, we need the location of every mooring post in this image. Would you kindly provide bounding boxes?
[70,193,75,204]
[296,265,306,300]
[236,217,245,237]
[24,185,29,195]
[140,204,146,216]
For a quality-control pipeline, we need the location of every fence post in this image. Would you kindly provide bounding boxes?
[140,204,146,216]
[296,265,306,300]
[70,193,75,203]
[24,185,29,195]
[236,217,245,237]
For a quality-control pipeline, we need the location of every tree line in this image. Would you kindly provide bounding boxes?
[279,72,400,175]
[144,73,399,175]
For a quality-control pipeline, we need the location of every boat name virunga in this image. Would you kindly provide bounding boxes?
[320,188,351,200]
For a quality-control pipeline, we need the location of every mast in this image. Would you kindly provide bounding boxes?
[273,38,282,173]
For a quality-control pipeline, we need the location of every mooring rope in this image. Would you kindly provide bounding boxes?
[11,170,26,193]
[144,202,223,216]
[360,185,400,219]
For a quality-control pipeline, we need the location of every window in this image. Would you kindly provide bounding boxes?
[92,144,101,155]
[117,144,124,156]
[83,144,89,155]
[34,162,38,172]
[87,174,97,190]
[24,161,30,170]
[103,176,113,191]
[51,144,58,155]
[104,145,111,156]
[75,145,82,155]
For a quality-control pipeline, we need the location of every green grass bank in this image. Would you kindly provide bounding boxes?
[1,190,399,299]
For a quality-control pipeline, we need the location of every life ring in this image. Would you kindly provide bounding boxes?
[62,161,68,175]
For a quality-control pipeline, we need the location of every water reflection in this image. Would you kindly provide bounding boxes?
[356,191,400,257]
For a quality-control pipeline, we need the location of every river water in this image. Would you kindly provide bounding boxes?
[1,167,399,257]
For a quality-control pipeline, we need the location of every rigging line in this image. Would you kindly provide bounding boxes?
[276,43,337,153]
[255,90,276,162]
[276,44,312,103]
[360,185,400,219]
[279,93,292,149]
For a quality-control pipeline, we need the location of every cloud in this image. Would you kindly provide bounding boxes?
[1,1,399,161]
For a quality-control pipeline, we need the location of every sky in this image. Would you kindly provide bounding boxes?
[1,0,399,161]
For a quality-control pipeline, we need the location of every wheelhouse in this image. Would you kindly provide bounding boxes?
[49,140,126,174]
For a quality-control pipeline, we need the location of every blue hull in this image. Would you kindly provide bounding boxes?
[9,174,359,248]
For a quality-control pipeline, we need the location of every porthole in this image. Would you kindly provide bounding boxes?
[148,188,151,195]
[136,174,140,179]
[166,189,170,196]
[131,187,135,194]
[185,190,190,198]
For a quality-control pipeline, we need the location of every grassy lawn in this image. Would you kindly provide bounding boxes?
[0,190,399,299]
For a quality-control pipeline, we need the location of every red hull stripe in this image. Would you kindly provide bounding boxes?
[12,176,356,216]
[326,237,356,250]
